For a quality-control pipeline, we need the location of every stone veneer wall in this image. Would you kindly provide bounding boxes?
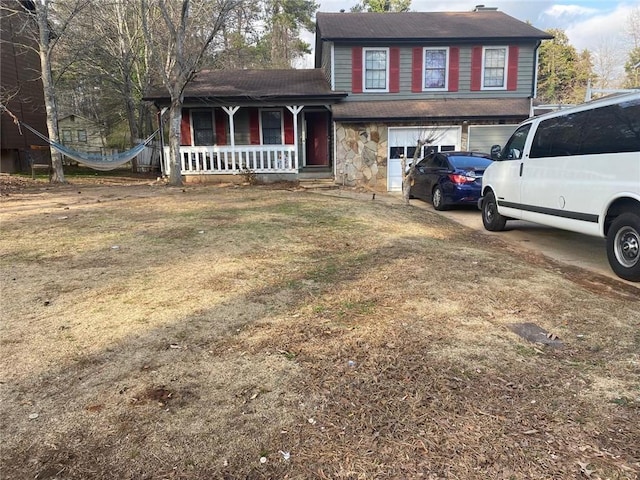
[335,123,388,191]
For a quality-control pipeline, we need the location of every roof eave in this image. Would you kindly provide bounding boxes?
[145,92,349,106]
[322,35,553,43]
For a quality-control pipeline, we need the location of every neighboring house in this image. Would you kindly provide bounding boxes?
[58,114,106,158]
[0,0,50,174]
[145,6,552,191]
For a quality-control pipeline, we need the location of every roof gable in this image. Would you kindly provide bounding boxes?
[316,11,552,42]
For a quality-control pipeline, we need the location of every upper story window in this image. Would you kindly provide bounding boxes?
[62,129,72,143]
[77,129,87,142]
[482,46,508,89]
[424,47,449,90]
[363,48,389,92]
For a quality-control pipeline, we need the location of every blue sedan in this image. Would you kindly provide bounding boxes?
[409,151,493,210]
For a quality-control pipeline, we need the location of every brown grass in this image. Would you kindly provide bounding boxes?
[0,176,638,479]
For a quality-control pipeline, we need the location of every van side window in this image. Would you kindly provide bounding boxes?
[530,99,640,158]
[580,100,640,155]
[530,111,586,158]
[502,124,530,160]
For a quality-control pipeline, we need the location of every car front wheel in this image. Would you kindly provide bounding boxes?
[432,186,447,211]
[606,212,640,282]
[482,191,507,231]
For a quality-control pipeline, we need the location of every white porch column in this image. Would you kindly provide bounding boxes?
[221,106,239,147]
[222,106,240,168]
[286,106,303,170]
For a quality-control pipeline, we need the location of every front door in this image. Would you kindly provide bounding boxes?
[305,111,329,167]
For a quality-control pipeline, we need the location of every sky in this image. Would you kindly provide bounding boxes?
[303,0,639,79]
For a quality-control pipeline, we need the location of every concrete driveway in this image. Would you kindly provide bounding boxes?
[413,201,640,292]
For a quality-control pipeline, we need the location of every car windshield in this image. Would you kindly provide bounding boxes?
[448,156,492,169]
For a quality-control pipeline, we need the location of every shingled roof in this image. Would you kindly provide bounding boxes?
[316,11,552,42]
[145,69,347,105]
[332,98,531,121]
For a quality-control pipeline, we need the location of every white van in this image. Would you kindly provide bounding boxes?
[479,92,640,282]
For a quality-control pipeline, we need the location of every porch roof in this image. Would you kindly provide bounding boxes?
[145,69,347,106]
[331,98,531,122]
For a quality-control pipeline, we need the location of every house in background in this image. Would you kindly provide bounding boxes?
[0,0,50,174]
[58,114,107,161]
[146,6,552,191]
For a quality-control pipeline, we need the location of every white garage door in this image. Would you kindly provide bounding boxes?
[468,125,519,154]
[387,126,461,192]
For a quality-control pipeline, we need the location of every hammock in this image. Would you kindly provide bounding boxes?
[22,122,159,171]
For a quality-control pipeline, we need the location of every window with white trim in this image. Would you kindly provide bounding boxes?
[423,47,448,90]
[482,46,508,89]
[363,48,388,92]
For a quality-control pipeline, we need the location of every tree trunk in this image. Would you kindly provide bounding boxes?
[168,97,183,186]
[401,140,426,205]
[35,1,65,183]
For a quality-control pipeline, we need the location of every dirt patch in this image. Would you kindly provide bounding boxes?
[1,175,638,479]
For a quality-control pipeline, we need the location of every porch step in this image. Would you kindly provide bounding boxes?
[297,178,338,190]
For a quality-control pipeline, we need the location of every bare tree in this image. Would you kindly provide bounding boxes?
[142,0,239,186]
[401,128,448,206]
[22,0,89,183]
[592,36,624,89]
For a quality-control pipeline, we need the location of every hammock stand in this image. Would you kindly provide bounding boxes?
[21,122,159,172]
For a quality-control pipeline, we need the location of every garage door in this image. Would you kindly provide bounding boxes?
[387,126,461,192]
[468,125,518,155]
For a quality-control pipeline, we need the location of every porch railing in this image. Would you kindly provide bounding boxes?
[162,145,298,175]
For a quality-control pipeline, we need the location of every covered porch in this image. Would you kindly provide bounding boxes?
[146,69,347,179]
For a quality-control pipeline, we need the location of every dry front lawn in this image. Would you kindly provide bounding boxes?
[0,177,638,479]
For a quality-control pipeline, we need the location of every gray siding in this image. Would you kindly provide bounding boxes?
[333,43,537,100]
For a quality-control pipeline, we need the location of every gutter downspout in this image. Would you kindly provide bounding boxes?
[531,40,542,117]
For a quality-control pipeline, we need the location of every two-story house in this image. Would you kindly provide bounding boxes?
[145,6,552,191]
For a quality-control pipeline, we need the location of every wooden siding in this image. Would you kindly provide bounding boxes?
[0,1,48,153]
[333,43,536,100]
[58,115,105,153]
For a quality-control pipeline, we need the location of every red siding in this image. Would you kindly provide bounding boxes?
[249,108,260,145]
[448,47,459,92]
[352,47,363,93]
[180,110,191,146]
[389,47,400,93]
[507,45,519,91]
[411,47,422,92]
[470,46,483,91]
[215,108,227,145]
[283,110,294,145]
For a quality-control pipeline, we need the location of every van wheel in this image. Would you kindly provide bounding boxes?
[482,191,507,231]
[432,186,447,211]
[606,212,640,281]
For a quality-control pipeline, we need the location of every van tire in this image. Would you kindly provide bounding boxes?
[606,212,640,281]
[482,191,507,231]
